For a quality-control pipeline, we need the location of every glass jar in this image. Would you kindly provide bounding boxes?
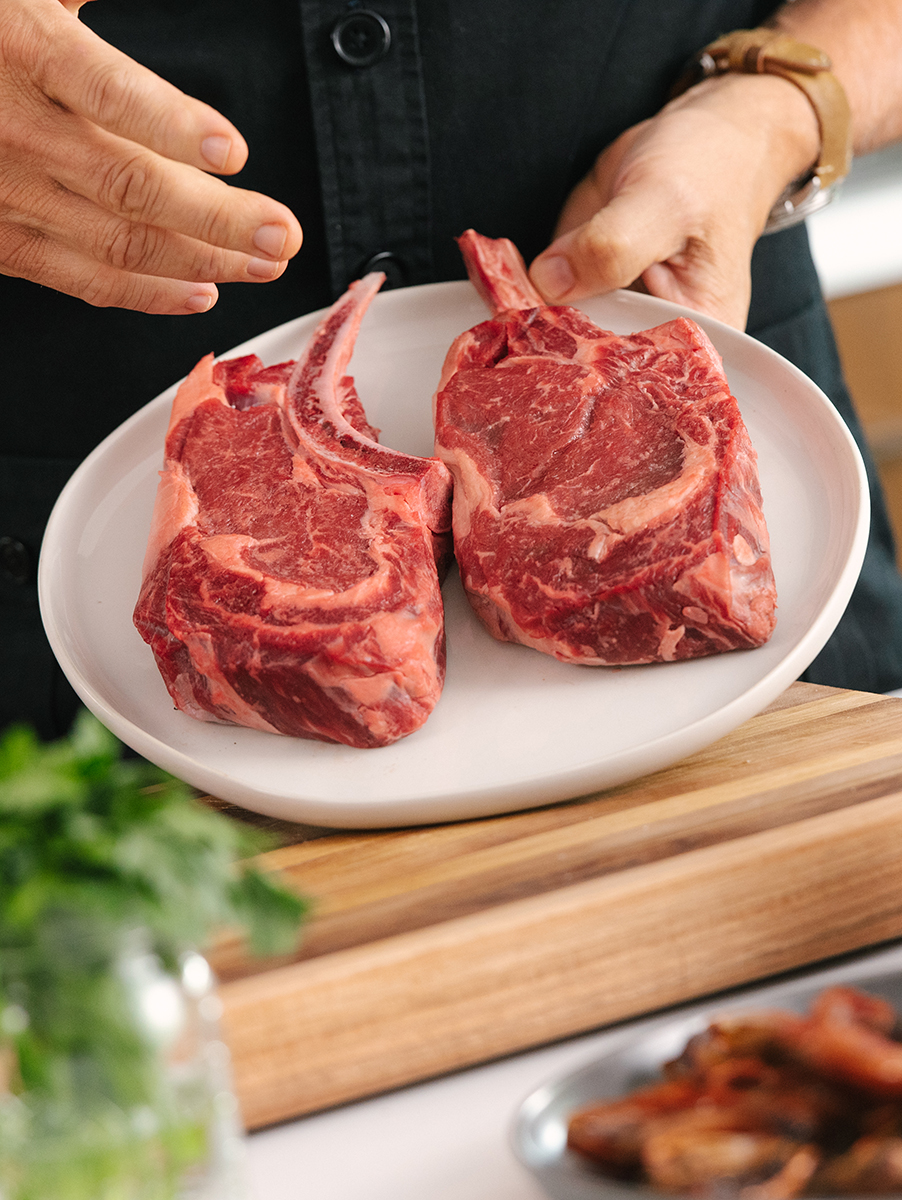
[0,935,247,1200]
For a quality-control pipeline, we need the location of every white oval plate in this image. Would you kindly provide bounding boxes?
[39,282,867,827]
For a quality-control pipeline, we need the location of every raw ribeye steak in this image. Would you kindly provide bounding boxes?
[433,230,777,665]
[134,273,452,747]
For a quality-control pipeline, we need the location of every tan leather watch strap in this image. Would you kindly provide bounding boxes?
[671,28,852,191]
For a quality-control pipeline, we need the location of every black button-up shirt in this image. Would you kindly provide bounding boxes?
[4,0,902,733]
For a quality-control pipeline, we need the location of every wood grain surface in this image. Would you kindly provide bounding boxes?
[208,682,902,1129]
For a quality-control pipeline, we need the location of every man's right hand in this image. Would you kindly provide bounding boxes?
[528,71,820,331]
[0,0,303,314]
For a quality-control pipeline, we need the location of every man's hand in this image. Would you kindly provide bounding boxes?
[529,73,820,330]
[0,0,303,314]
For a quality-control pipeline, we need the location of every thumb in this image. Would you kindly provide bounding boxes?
[529,190,684,304]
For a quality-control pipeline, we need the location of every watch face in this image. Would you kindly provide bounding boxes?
[765,174,834,234]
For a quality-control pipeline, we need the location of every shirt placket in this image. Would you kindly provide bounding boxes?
[298,0,433,297]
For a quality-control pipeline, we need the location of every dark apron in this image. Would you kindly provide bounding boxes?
[3,0,900,735]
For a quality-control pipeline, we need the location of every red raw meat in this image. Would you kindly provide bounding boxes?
[433,230,777,665]
[134,274,452,747]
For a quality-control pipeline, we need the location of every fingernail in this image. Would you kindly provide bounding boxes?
[530,255,575,300]
[184,292,215,313]
[246,256,282,279]
[253,224,287,259]
[201,135,232,171]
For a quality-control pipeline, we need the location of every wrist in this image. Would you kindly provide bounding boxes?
[669,27,852,231]
[666,72,822,227]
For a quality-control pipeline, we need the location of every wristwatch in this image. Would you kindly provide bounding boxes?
[670,28,852,233]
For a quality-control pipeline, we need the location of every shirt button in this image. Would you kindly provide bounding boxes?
[331,9,391,67]
[0,536,35,586]
[359,251,407,290]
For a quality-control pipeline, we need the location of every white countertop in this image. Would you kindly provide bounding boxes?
[808,142,902,299]
[246,1033,561,1200]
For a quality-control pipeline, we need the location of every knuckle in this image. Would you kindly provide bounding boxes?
[0,108,41,161]
[80,264,152,312]
[96,151,162,219]
[152,101,194,151]
[0,219,47,281]
[8,15,58,99]
[81,59,133,130]
[194,185,234,248]
[581,221,635,281]
[80,266,117,308]
[102,219,160,273]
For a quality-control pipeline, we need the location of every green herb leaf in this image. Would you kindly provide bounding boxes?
[0,707,309,1186]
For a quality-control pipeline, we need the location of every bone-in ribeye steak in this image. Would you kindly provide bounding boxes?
[134,274,452,747]
[433,230,777,665]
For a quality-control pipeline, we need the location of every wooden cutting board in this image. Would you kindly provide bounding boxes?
[206,681,902,1130]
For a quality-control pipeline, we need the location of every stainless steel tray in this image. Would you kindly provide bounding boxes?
[511,942,902,1200]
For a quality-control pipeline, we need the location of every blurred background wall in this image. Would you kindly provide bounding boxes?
[809,143,902,566]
